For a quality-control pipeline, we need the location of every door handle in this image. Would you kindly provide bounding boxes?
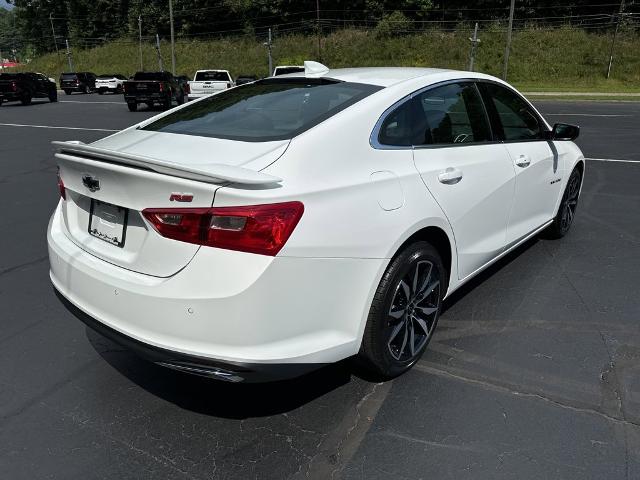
[438,167,463,185]
[515,154,531,168]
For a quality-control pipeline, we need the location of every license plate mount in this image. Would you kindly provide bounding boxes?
[89,200,128,248]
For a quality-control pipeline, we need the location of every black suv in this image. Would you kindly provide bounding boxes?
[0,72,57,105]
[60,72,97,95]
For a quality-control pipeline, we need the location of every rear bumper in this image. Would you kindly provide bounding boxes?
[48,203,384,379]
[125,93,165,103]
[55,289,322,382]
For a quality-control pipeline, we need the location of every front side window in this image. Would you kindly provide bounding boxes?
[414,83,491,146]
[482,83,543,141]
[143,78,382,142]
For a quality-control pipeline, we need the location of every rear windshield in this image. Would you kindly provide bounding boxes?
[195,71,231,82]
[274,67,305,76]
[141,78,382,142]
[133,72,171,81]
[0,73,21,80]
[61,73,77,79]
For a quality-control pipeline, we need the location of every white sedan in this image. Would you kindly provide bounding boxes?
[48,62,584,382]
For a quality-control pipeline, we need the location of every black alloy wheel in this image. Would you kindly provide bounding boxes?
[359,241,445,378]
[546,167,582,238]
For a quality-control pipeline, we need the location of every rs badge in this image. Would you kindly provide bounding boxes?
[169,193,194,202]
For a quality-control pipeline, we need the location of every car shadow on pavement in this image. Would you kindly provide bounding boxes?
[87,328,354,419]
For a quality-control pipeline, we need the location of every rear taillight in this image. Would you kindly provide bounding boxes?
[57,168,66,200]
[11,81,17,92]
[142,202,304,256]
[159,83,164,92]
[185,84,190,94]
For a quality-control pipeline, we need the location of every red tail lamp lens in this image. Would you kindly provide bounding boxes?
[142,202,304,256]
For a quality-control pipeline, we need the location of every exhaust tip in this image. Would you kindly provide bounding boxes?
[156,361,244,382]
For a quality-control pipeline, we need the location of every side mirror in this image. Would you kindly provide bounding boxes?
[550,123,579,141]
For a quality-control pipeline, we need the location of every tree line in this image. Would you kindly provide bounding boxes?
[0,0,635,59]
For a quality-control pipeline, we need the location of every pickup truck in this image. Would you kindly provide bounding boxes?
[95,74,127,94]
[123,71,186,111]
[187,70,233,100]
[272,65,304,76]
[0,72,57,105]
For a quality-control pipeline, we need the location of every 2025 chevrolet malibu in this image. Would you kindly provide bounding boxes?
[48,62,584,382]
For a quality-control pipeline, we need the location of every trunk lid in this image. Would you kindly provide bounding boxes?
[188,81,228,96]
[55,130,288,277]
[125,81,162,94]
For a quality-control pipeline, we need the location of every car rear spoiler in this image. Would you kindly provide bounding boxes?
[51,141,283,185]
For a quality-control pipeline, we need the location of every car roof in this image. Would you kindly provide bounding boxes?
[275,66,500,88]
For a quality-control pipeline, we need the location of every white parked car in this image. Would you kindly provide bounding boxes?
[272,65,304,76]
[95,74,127,94]
[187,70,234,100]
[48,62,584,382]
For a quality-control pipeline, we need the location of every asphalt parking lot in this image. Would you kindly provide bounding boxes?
[1,94,639,479]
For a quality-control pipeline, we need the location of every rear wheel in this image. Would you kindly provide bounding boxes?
[127,102,138,112]
[83,85,90,94]
[163,95,172,110]
[64,89,72,95]
[21,94,32,106]
[358,241,445,379]
[48,90,58,102]
[546,167,582,239]
[98,90,104,95]
[177,91,185,105]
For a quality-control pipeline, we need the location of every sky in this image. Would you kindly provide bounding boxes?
[1,0,13,9]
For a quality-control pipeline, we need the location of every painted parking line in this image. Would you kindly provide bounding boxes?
[586,157,640,163]
[59,100,125,105]
[0,123,118,132]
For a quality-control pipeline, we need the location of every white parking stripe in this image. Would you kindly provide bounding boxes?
[546,113,632,117]
[59,100,125,105]
[0,123,118,132]
[586,157,640,163]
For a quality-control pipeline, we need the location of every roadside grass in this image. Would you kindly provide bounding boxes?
[12,26,640,93]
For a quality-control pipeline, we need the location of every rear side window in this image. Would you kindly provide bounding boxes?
[142,78,382,142]
[61,73,77,80]
[481,83,543,141]
[414,83,491,145]
[134,72,172,81]
[195,71,231,82]
[377,98,417,147]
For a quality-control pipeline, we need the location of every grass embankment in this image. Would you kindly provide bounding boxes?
[13,26,640,94]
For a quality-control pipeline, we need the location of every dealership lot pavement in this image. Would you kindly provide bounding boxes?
[0,95,639,479]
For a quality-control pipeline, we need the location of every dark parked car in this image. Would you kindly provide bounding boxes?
[0,72,57,105]
[60,72,97,95]
[123,71,185,111]
[235,75,258,85]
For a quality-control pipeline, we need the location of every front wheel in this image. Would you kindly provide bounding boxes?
[358,241,445,379]
[21,94,32,106]
[546,167,582,239]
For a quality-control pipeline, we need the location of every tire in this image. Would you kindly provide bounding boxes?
[177,91,185,105]
[64,89,72,95]
[358,241,446,379]
[163,95,172,110]
[545,167,582,239]
[83,85,90,94]
[98,90,104,95]
[21,94,32,106]
[49,90,58,102]
[127,102,138,112]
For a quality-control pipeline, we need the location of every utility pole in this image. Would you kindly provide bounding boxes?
[468,22,480,71]
[65,39,74,71]
[316,0,321,61]
[155,34,164,71]
[264,28,273,76]
[49,13,59,54]
[138,15,143,71]
[502,0,516,80]
[169,0,176,75]
[606,0,626,79]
